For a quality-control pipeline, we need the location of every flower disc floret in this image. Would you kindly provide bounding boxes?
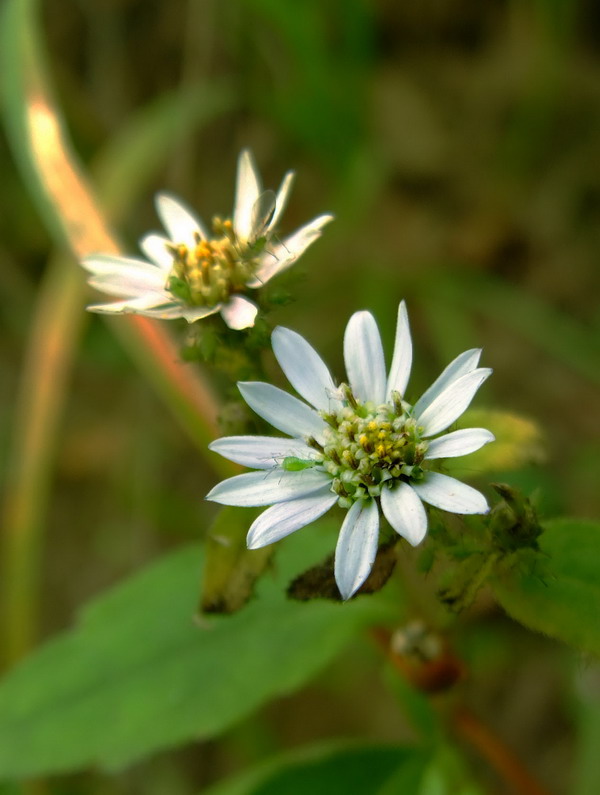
[312,387,429,504]
[166,218,261,308]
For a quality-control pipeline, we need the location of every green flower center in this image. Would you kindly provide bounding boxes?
[166,217,261,307]
[311,385,428,507]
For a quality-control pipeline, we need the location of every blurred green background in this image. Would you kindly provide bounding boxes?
[1,0,600,793]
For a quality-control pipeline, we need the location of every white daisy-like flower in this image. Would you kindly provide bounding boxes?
[206,301,494,599]
[81,150,333,330]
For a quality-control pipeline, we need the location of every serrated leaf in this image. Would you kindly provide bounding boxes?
[491,518,600,655]
[0,529,392,779]
[445,409,545,476]
[202,741,430,795]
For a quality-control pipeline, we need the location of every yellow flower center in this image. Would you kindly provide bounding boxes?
[166,218,260,307]
[311,385,429,506]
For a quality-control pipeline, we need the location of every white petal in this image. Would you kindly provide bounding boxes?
[380,482,427,546]
[181,304,221,323]
[87,292,177,316]
[247,492,337,549]
[413,348,482,417]
[247,214,333,287]
[424,428,495,460]
[155,193,207,247]
[238,382,326,440]
[411,472,489,514]
[139,234,174,270]
[208,435,314,469]
[344,310,386,404]
[334,499,380,600]
[233,150,262,241]
[386,300,412,400]
[417,368,492,437]
[138,304,188,319]
[220,296,258,330]
[272,326,338,412]
[206,468,331,507]
[267,171,295,231]
[88,268,166,298]
[82,254,160,276]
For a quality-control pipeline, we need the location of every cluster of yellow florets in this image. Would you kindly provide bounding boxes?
[166,218,258,307]
[309,386,429,507]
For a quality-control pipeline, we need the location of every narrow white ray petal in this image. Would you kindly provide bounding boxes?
[344,310,386,404]
[87,292,177,315]
[139,234,174,270]
[411,472,489,514]
[209,435,315,469]
[141,305,188,319]
[380,482,428,546]
[334,499,380,600]
[413,348,482,417]
[247,214,334,287]
[88,268,166,298]
[272,326,338,412]
[417,368,492,437]
[233,150,262,241]
[206,468,331,507]
[155,193,207,247]
[267,171,295,231]
[220,295,258,330]
[424,428,495,460]
[247,492,337,549]
[181,304,221,323]
[386,300,412,400]
[81,254,160,276]
[238,382,326,440]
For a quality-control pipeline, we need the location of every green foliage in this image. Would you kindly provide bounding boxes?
[240,0,373,168]
[0,528,392,779]
[491,518,600,655]
[202,741,431,795]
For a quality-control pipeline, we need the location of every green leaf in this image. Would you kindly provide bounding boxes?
[491,518,600,655]
[0,528,392,779]
[202,741,430,795]
[445,409,545,477]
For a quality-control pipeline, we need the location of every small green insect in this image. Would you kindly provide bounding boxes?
[281,456,318,472]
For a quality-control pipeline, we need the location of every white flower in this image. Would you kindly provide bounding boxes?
[81,151,333,330]
[206,301,494,599]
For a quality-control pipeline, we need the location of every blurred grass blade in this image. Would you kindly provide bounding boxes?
[1,255,85,668]
[0,0,235,664]
[430,271,600,386]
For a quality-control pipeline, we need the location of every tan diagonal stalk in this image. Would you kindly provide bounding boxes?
[1,0,233,666]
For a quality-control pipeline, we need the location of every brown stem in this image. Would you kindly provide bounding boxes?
[371,628,552,795]
[452,707,552,795]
